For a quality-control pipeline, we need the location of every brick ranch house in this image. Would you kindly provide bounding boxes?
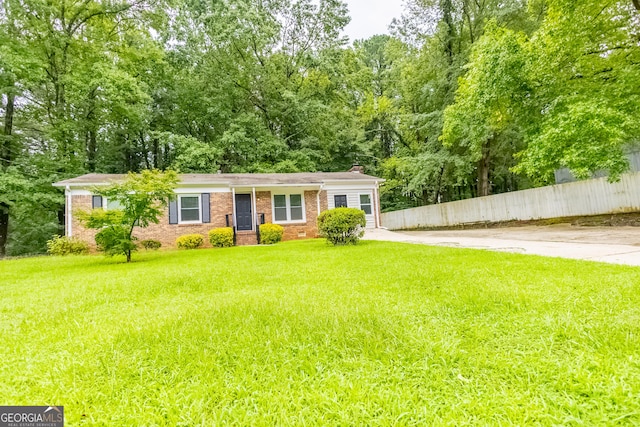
[53,168,385,247]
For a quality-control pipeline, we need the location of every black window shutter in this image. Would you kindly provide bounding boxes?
[92,195,103,209]
[201,193,210,223]
[169,199,178,224]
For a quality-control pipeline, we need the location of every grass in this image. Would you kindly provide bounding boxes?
[1,239,640,426]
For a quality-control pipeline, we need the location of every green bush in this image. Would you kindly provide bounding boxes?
[208,227,234,248]
[46,236,90,256]
[141,239,162,250]
[95,225,138,258]
[260,223,284,244]
[317,207,366,246]
[176,234,204,250]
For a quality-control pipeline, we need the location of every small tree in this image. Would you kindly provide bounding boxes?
[77,170,178,262]
[317,207,366,246]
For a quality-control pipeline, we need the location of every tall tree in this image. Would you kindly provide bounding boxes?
[442,23,529,196]
[514,0,640,183]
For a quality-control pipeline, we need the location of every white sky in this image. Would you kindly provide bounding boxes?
[342,0,405,43]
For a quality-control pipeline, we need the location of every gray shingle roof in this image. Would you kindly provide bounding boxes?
[54,172,384,187]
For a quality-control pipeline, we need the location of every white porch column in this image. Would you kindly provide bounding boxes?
[252,187,257,230]
[231,187,236,229]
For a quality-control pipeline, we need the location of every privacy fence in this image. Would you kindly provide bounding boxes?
[381,172,640,230]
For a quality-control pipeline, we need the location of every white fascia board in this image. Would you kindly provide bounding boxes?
[53,182,114,188]
[232,184,322,192]
[323,183,379,191]
[68,189,94,196]
[174,186,229,193]
[322,178,384,184]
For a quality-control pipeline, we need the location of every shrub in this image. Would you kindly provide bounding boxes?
[260,223,284,244]
[208,227,234,248]
[141,239,162,250]
[317,207,366,246]
[46,236,90,256]
[95,225,138,258]
[176,234,204,250]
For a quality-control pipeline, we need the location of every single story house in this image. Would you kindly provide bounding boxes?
[53,168,384,247]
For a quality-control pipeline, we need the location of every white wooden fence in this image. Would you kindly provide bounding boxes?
[381,172,640,230]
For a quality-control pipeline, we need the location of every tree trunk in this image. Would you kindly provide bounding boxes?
[0,206,8,257]
[57,209,65,237]
[86,99,97,172]
[477,139,491,197]
[87,127,97,172]
[2,93,15,166]
[152,136,160,169]
[440,0,454,62]
[633,0,640,11]
[433,165,445,203]
[1,92,16,257]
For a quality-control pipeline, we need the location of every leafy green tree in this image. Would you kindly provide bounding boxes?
[514,0,640,183]
[441,23,529,196]
[77,170,178,262]
[380,0,538,206]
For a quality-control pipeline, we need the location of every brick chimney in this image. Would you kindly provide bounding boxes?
[348,164,364,174]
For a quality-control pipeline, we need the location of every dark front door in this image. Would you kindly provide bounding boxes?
[235,194,252,231]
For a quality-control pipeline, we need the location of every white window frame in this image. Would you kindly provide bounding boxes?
[334,194,348,208]
[359,193,373,215]
[272,193,306,224]
[104,198,124,211]
[178,194,202,224]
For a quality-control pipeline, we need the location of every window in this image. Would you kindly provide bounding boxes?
[274,195,287,221]
[290,194,303,220]
[273,194,305,223]
[360,194,372,215]
[334,194,348,208]
[105,198,123,210]
[179,195,201,223]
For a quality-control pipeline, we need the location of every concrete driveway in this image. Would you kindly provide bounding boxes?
[363,225,640,266]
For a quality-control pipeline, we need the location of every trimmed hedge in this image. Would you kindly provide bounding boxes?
[141,239,162,250]
[209,227,234,248]
[317,207,366,246]
[46,236,90,255]
[176,234,204,250]
[260,223,284,244]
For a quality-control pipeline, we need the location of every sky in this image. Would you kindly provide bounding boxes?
[342,0,405,43]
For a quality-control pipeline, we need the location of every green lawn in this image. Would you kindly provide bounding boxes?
[1,240,640,426]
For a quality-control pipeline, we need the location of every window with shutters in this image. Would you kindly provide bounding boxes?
[179,194,201,223]
[272,193,306,223]
[91,196,123,211]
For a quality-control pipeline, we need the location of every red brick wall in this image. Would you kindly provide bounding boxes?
[256,190,323,241]
[70,189,331,248]
[71,192,234,249]
[70,195,99,249]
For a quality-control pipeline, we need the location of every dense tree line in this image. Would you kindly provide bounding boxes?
[1,0,638,255]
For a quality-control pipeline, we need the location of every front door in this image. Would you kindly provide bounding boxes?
[235,194,252,231]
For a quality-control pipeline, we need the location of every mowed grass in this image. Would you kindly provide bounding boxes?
[1,240,640,426]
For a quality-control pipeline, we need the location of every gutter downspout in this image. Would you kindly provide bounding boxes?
[66,186,72,237]
[373,181,381,229]
[316,184,323,218]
